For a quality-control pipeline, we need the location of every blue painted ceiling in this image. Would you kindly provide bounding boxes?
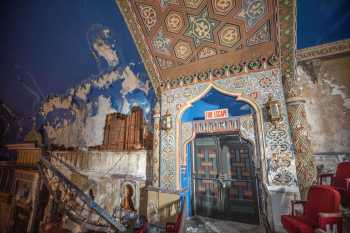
[297,0,350,49]
[0,0,147,116]
[0,0,155,145]
[0,0,349,145]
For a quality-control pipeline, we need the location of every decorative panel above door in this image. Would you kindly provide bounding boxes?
[117,0,278,88]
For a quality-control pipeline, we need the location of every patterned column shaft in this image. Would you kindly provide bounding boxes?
[279,0,316,197]
[152,102,161,187]
[286,100,316,198]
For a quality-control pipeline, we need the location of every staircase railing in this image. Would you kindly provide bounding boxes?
[38,155,127,233]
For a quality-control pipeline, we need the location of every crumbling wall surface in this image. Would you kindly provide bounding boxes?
[53,150,150,179]
[296,53,350,154]
[53,150,150,214]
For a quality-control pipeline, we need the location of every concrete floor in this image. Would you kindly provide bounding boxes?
[183,216,266,233]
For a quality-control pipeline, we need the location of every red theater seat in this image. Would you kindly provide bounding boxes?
[166,209,183,233]
[319,161,350,208]
[281,185,342,233]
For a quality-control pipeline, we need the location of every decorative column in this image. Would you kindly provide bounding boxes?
[279,0,316,198]
[152,101,161,187]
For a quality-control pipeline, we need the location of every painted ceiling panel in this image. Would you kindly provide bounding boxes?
[117,0,278,85]
[297,0,350,49]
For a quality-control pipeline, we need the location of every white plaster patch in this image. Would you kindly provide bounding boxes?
[41,96,73,117]
[323,79,350,109]
[84,96,117,146]
[121,66,150,96]
[41,70,122,117]
[92,38,119,67]
[92,70,120,88]
[121,98,130,114]
[74,83,91,101]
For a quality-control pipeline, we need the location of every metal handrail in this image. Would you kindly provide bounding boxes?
[39,156,126,232]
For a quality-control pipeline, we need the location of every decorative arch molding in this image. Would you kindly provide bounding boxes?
[158,68,299,192]
[175,84,268,186]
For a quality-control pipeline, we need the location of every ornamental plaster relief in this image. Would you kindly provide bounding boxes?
[159,69,298,190]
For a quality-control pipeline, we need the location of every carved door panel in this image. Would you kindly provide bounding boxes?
[193,134,260,224]
[220,135,260,224]
[193,136,220,218]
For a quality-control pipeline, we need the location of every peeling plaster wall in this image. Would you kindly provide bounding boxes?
[40,65,154,148]
[297,54,350,154]
[53,150,151,214]
[0,2,157,147]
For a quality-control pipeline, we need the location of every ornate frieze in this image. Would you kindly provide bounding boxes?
[160,54,279,90]
[297,39,350,61]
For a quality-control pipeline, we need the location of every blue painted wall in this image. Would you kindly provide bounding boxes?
[0,1,156,146]
[297,0,350,48]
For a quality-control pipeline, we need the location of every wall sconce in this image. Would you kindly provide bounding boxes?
[161,110,172,130]
[267,95,282,126]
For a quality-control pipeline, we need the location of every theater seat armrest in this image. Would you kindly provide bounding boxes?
[318,173,334,185]
[314,229,326,233]
[318,212,342,230]
[166,223,176,232]
[345,178,350,191]
[291,200,306,216]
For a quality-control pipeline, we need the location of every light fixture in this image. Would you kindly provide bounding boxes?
[267,94,282,126]
[161,110,172,130]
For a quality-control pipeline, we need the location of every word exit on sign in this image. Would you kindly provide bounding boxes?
[205,109,229,120]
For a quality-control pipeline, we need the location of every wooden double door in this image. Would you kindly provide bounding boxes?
[192,133,260,224]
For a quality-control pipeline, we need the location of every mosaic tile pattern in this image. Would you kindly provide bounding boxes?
[239,114,255,144]
[218,24,241,48]
[236,0,267,30]
[184,0,205,9]
[247,22,270,46]
[165,12,185,33]
[159,69,298,189]
[137,4,157,32]
[156,57,176,69]
[152,29,172,55]
[212,0,235,15]
[198,47,217,59]
[160,0,179,8]
[118,0,276,85]
[184,8,219,47]
[174,40,193,60]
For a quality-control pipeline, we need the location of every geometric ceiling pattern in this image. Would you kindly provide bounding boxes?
[117,0,278,88]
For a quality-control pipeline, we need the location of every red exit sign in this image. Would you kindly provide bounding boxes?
[205,109,229,120]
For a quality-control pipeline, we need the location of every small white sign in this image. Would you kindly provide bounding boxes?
[205,108,229,120]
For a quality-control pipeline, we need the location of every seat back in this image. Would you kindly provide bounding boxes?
[334,162,350,188]
[174,209,183,232]
[304,185,340,224]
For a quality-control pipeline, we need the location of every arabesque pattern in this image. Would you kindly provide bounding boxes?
[117,0,277,85]
[159,69,298,190]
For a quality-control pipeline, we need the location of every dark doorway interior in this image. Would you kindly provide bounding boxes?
[192,133,260,224]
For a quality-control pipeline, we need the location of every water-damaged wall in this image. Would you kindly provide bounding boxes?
[296,53,350,154]
[0,1,156,147]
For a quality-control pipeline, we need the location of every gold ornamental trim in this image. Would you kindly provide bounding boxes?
[116,0,161,96]
[297,39,350,61]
